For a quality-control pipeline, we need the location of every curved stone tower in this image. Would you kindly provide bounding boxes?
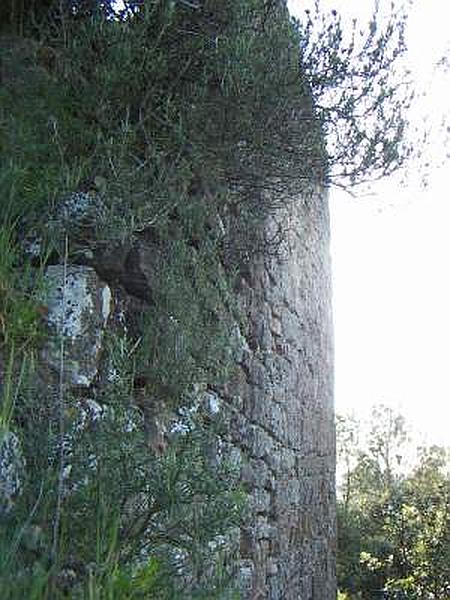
[0,5,336,597]
[224,189,335,599]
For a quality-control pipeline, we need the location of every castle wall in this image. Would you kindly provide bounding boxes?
[224,188,335,599]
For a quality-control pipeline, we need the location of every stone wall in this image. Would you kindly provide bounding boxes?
[1,5,335,595]
[223,187,335,598]
[0,183,335,598]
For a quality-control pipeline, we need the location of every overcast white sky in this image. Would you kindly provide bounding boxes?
[288,0,450,445]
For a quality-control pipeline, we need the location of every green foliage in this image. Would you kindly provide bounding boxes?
[1,369,243,598]
[3,0,416,232]
[296,2,416,187]
[134,237,236,404]
[0,222,46,357]
[2,0,417,204]
[0,36,88,214]
[337,406,450,599]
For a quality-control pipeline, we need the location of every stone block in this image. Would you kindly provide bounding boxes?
[41,265,111,387]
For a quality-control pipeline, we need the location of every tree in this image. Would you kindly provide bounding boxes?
[385,446,450,598]
[337,406,450,599]
[294,1,417,189]
[0,1,116,33]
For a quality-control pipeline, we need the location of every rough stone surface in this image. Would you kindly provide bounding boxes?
[12,183,335,597]
[0,428,25,516]
[223,188,335,599]
[55,192,107,237]
[88,239,160,303]
[41,265,112,387]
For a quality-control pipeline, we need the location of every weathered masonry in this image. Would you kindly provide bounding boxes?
[223,189,336,598]
[0,2,336,597]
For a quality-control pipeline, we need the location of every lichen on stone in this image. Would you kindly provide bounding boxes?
[0,428,25,517]
[41,265,112,387]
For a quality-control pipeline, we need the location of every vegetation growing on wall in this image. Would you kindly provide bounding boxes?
[0,1,418,597]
